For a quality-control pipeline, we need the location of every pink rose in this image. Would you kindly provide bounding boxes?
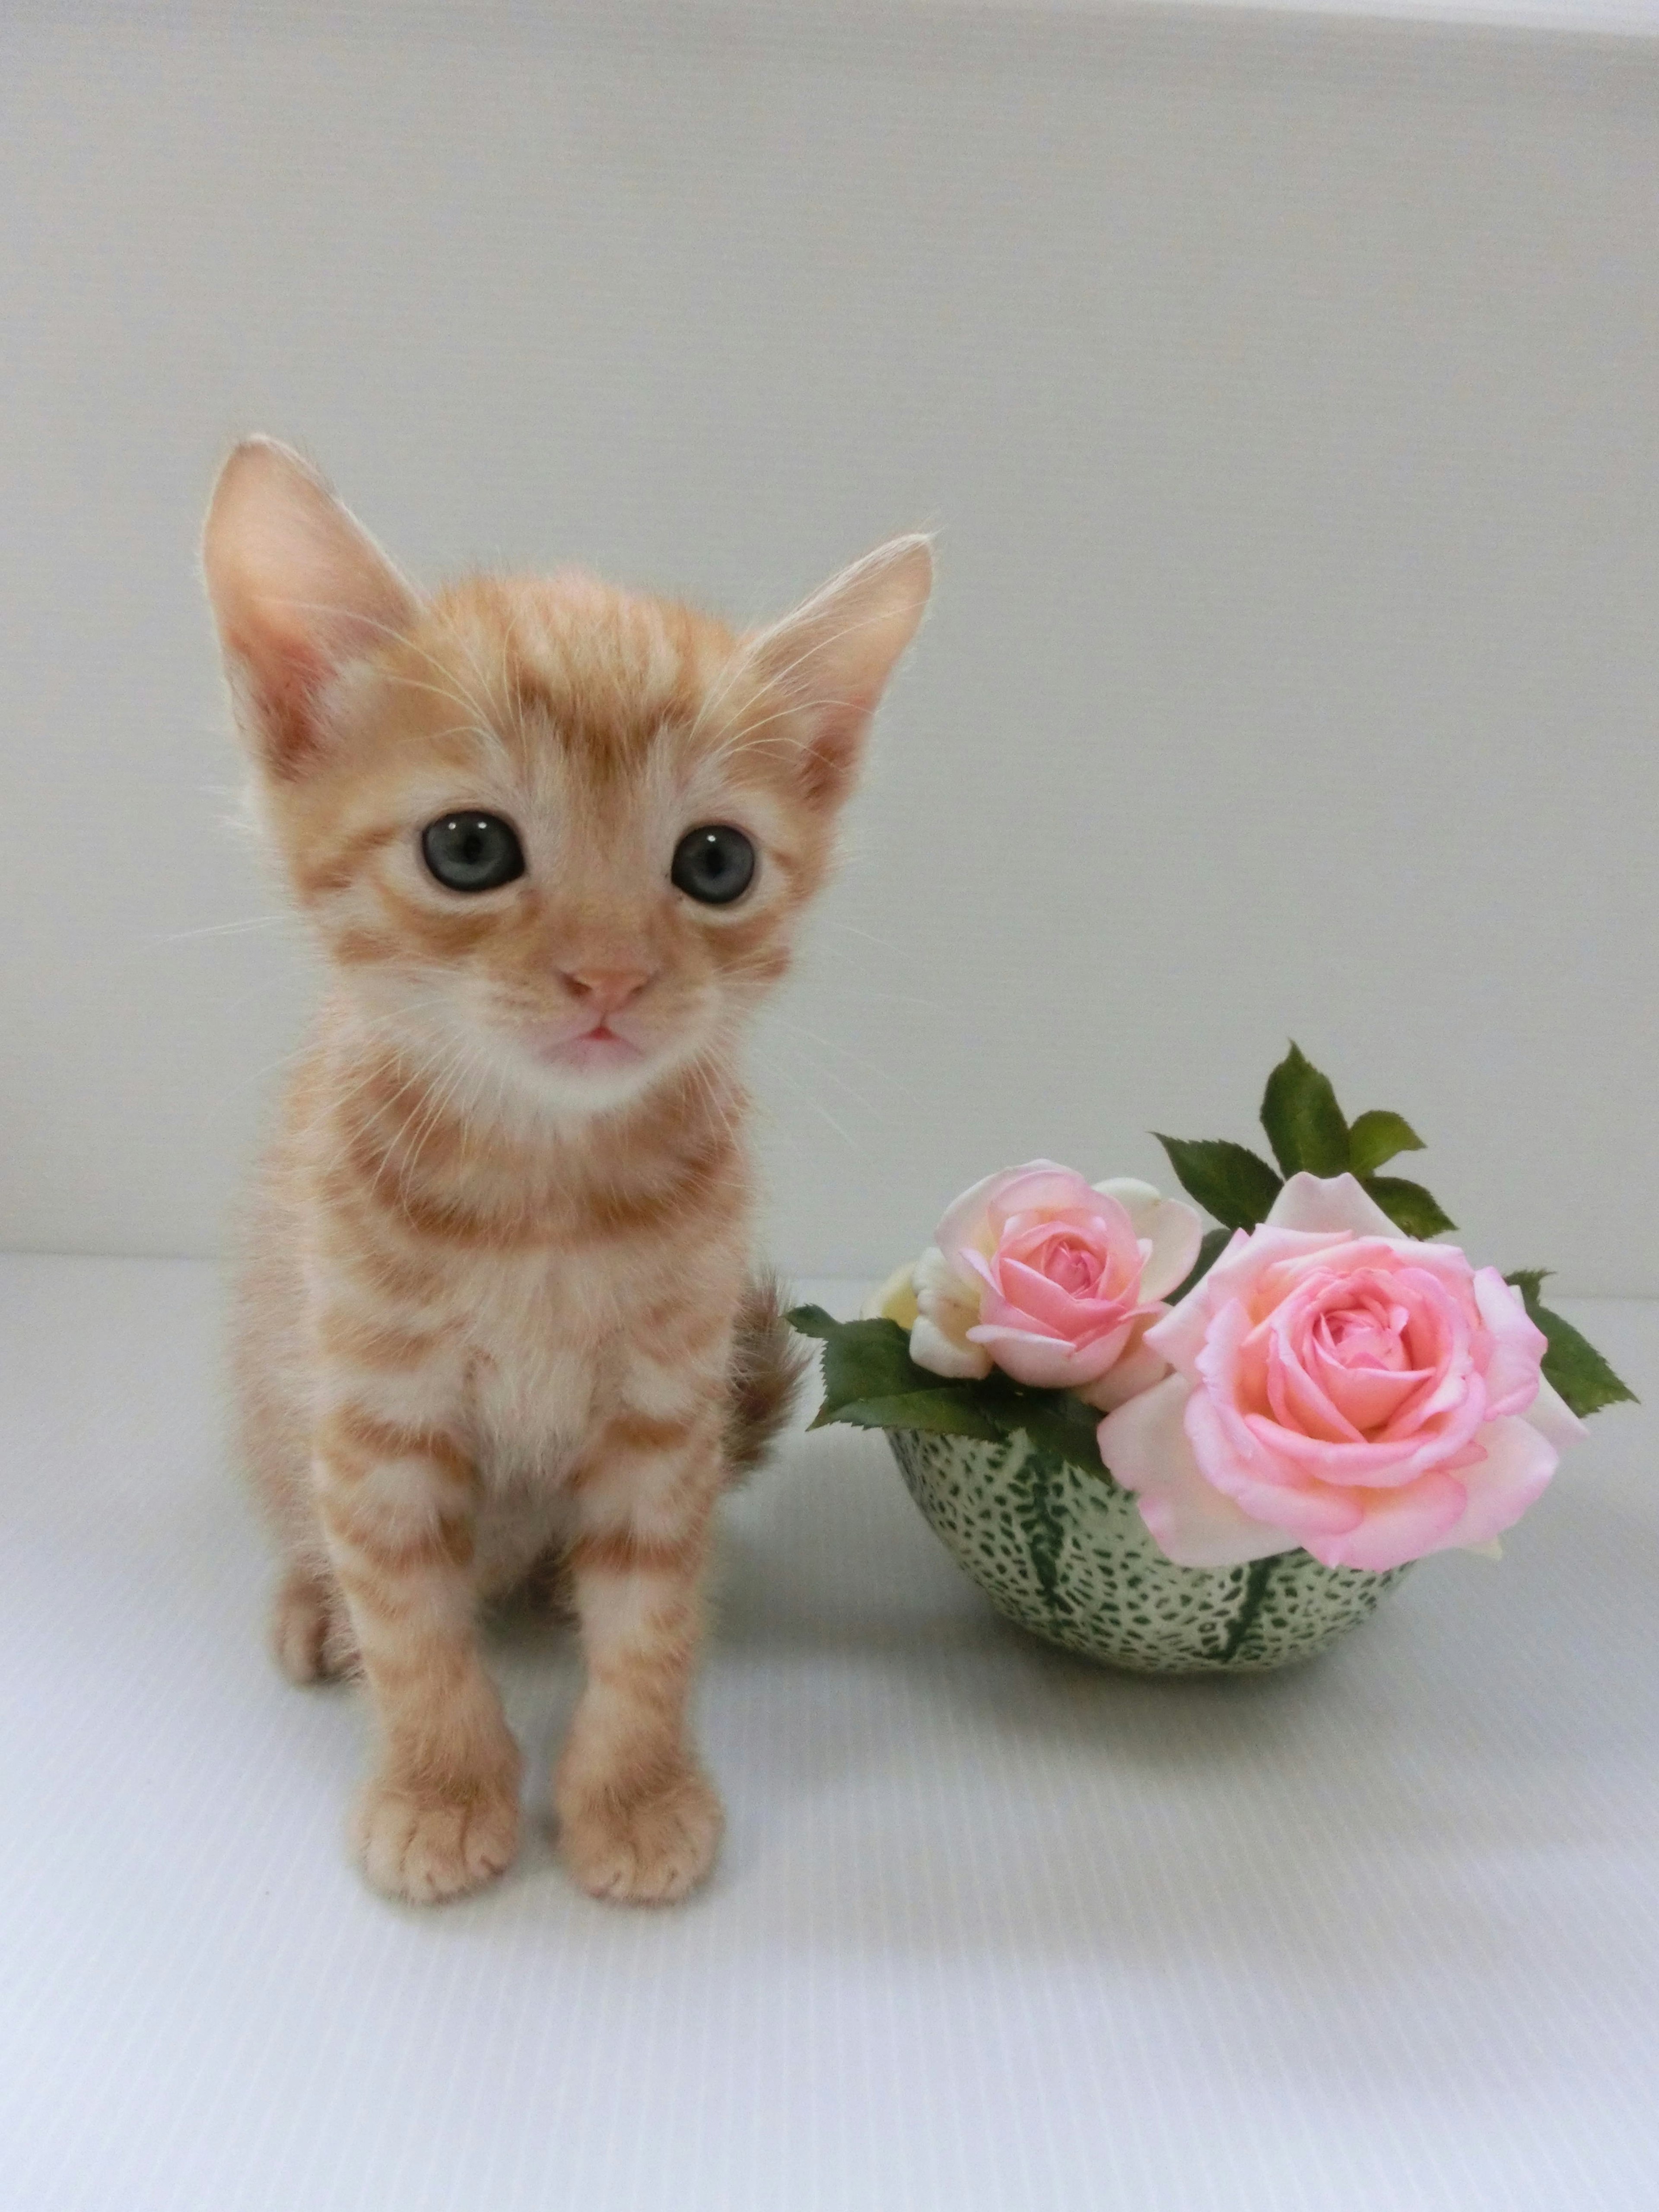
[1098,1172,1586,1572]
[907,1162,1203,1412]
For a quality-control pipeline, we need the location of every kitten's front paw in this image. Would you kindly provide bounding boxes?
[557,1762,724,1905]
[270,1567,359,1684]
[352,1765,521,1905]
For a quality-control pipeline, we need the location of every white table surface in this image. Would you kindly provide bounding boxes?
[2,1254,1656,2212]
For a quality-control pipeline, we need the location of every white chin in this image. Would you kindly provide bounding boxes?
[515,1044,671,1115]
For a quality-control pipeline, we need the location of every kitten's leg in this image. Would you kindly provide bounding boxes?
[230,1185,361,1682]
[556,1402,726,1906]
[312,1339,520,1905]
[270,1561,359,1684]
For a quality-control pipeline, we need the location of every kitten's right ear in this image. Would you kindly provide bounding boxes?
[742,534,933,812]
[202,437,419,778]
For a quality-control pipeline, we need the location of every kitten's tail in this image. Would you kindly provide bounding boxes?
[725,1270,808,1484]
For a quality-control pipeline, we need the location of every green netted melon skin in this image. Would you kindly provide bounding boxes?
[888,1427,1411,1674]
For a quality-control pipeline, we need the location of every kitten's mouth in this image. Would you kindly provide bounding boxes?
[524,1020,647,1074]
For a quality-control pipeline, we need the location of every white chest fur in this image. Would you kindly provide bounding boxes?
[464,1243,613,1479]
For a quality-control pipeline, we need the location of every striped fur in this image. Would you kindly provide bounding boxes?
[205,439,929,1904]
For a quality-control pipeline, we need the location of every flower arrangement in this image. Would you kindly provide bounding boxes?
[791,1047,1633,1671]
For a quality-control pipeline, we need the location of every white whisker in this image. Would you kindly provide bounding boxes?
[145,913,299,947]
[760,1058,863,1152]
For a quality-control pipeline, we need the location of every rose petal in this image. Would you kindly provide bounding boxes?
[1306,1332,1431,1433]
[936,1162,1095,1262]
[1239,1402,1490,1487]
[997,1218,1114,1295]
[969,1315,1135,1389]
[1472,1268,1549,1420]
[909,1245,990,1378]
[931,1167,1015,1267]
[983,1255,1119,1340]
[1077,1317,1170,1412]
[1147,1225,1351,1375]
[1265,1172,1407,1239]
[1299,1468,1469,1571]
[985,1165,1106,1224]
[861,1261,920,1328]
[1435,1413,1558,1552]
[1263,1294,1369,1443]
[1092,1176,1163,1218]
[998,1202,1144,1303]
[908,1312,992,1380]
[1097,1375,1299,1567]
[1188,1385,1366,1537]
[914,1241,977,1309]
[1095,1179,1205,1301]
[1524,1373,1589,1453]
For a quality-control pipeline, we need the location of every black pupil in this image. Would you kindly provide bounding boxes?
[422,814,524,893]
[672,825,755,906]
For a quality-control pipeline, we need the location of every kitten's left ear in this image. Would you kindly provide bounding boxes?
[744,535,933,807]
[202,436,420,779]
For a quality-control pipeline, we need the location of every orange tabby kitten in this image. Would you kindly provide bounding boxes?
[203,439,930,1906]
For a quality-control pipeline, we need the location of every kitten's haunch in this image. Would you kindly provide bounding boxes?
[203,439,930,1905]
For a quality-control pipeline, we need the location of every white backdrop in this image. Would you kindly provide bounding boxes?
[1,2,1656,1290]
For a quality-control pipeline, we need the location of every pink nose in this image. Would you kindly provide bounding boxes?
[561,966,654,1019]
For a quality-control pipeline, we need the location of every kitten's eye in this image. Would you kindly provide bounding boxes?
[421,813,525,893]
[671,824,756,907]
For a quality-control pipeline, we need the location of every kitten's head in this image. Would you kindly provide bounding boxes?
[203,439,930,1114]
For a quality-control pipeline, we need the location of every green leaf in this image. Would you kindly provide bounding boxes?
[1170,1224,1233,1303]
[786,1303,846,1342]
[821,1388,1006,1440]
[788,1307,995,1434]
[1260,1042,1351,1178]
[1347,1109,1426,1177]
[979,1377,1110,1476]
[786,1305,1112,1472]
[787,1308,933,1421]
[1505,1272,1638,1420]
[1361,1175,1456,1238]
[1154,1135,1282,1230]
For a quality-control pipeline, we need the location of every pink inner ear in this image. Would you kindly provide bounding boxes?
[745,535,933,810]
[799,693,880,807]
[203,439,418,779]
[223,613,336,779]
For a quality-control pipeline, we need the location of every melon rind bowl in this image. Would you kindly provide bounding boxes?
[887,1427,1411,1673]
